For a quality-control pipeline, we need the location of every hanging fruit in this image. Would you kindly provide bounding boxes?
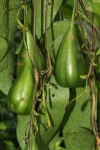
[7,63,34,115]
[17,31,45,76]
[7,1,45,115]
[7,29,45,115]
[55,0,85,88]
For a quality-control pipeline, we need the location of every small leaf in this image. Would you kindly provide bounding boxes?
[33,110,39,116]
[0,122,7,130]
[4,140,17,150]
[15,38,23,54]
[93,62,97,66]
[49,133,60,150]
[82,49,95,56]
[80,75,88,79]
[96,48,100,56]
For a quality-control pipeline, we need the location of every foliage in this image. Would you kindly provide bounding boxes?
[0,0,100,150]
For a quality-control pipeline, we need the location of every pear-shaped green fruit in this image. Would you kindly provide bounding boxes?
[26,31,45,72]
[7,64,34,115]
[55,24,85,87]
[24,134,38,150]
[16,45,32,76]
[17,31,45,76]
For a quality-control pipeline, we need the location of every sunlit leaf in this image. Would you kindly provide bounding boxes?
[64,128,95,150]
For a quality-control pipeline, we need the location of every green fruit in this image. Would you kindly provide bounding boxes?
[7,30,45,115]
[24,134,38,150]
[7,64,34,115]
[26,31,45,72]
[16,45,32,76]
[55,24,85,87]
[17,31,45,76]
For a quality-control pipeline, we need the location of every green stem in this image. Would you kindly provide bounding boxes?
[23,3,28,50]
[45,0,51,77]
[29,0,39,150]
[71,0,77,27]
[97,92,100,136]
[24,4,27,28]
[42,85,52,128]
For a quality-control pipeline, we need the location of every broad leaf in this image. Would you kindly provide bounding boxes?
[17,115,30,150]
[64,128,95,150]
[49,133,60,150]
[84,0,100,15]
[0,52,13,94]
[0,0,8,38]
[36,0,63,38]
[61,0,73,18]
[0,37,8,61]
[63,86,91,135]
[9,0,22,48]
[37,76,69,143]
[17,115,49,150]
[42,20,70,64]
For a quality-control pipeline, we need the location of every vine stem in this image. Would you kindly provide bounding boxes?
[78,0,100,40]
[77,2,88,49]
[45,0,51,78]
[78,0,100,147]
[29,0,39,150]
[71,0,77,27]
[88,16,100,148]
[42,82,52,128]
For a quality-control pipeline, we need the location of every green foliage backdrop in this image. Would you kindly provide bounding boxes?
[0,0,100,150]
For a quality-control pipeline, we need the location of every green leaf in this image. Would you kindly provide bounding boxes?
[36,133,49,150]
[84,0,100,15]
[0,122,7,130]
[37,76,69,143]
[80,75,88,79]
[93,13,100,27]
[55,148,66,150]
[0,0,8,38]
[43,20,70,64]
[46,20,70,48]
[24,133,38,150]
[82,49,95,56]
[9,0,22,48]
[64,128,95,150]
[93,62,97,67]
[61,0,73,19]
[17,115,30,150]
[63,86,91,135]
[17,115,49,150]
[49,132,60,150]
[0,52,13,94]
[15,38,23,54]
[0,37,8,61]
[36,0,63,38]
[42,127,58,144]
[96,48,100,56]
[95,57,100,74]
[50,35,64,64]
[4,140,17,150]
